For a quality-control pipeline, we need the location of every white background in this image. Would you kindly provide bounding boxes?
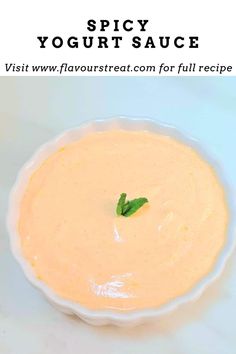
[1,0,236,352]
[0,0,235,75]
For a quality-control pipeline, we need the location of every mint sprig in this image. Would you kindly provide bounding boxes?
[116,193,148,217]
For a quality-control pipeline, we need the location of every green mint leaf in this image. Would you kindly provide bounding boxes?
[116,194,148,217]
[116,193,127,216]
[122,202,131,214]
[123,198,148,217]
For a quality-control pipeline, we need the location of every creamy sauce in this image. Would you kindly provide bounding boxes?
[18,130,228,311]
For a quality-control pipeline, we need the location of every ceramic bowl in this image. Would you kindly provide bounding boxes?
[7,117,236,326]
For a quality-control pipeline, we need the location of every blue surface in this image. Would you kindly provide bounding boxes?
[15,77,236,190]
[0,77,236,354]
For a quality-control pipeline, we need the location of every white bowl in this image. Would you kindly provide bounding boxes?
[7,117,236,326]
